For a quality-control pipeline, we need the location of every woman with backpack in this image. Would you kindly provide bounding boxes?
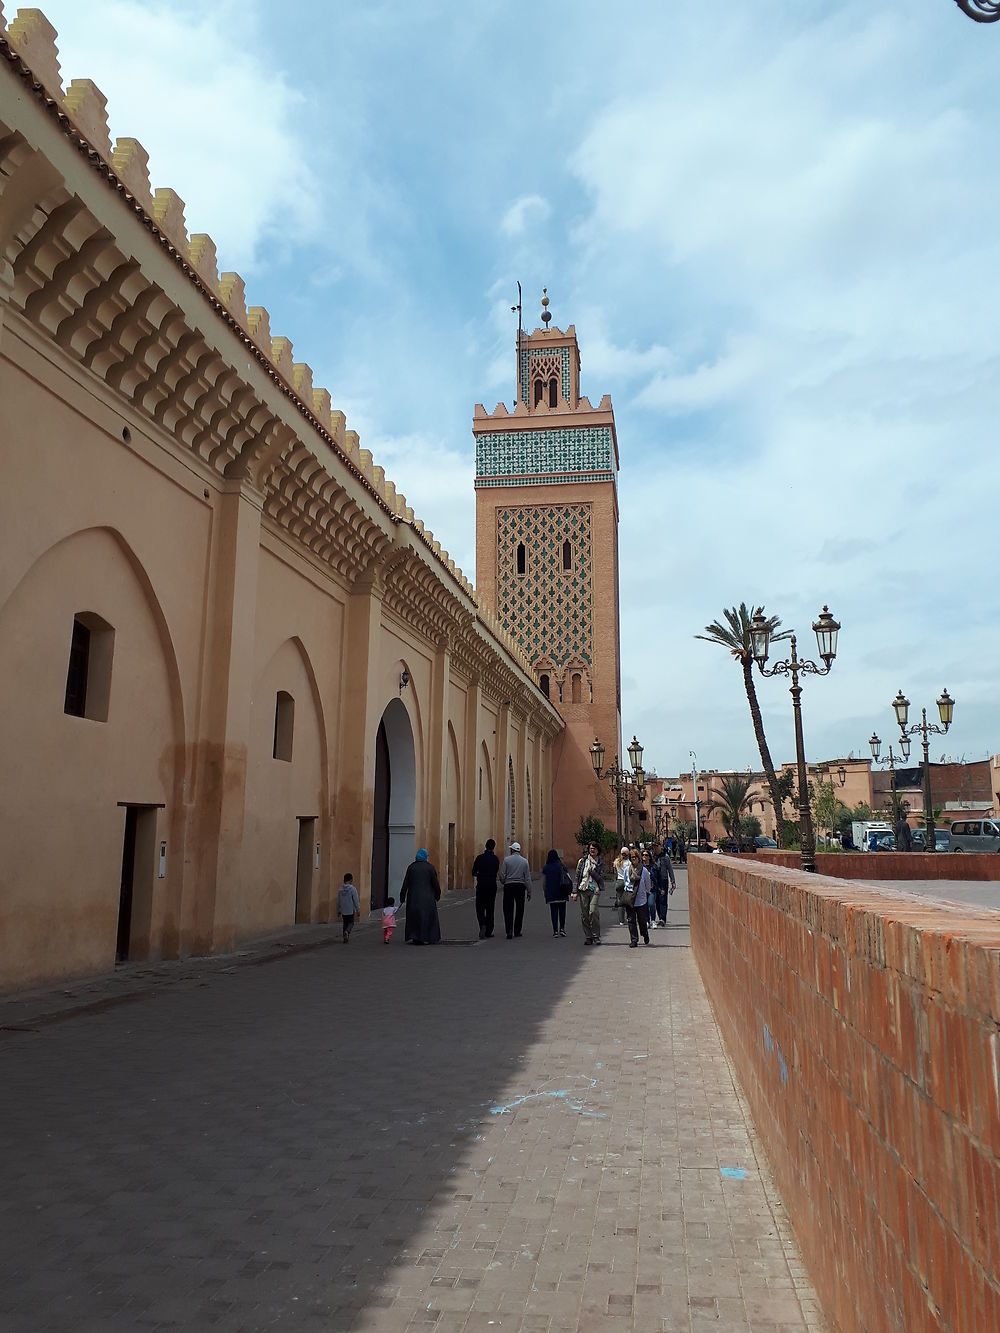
[542,847,571,937]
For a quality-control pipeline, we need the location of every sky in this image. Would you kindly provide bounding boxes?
[33,0,1000,778]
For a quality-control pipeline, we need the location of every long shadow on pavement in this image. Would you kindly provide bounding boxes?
[0,887,637,1330]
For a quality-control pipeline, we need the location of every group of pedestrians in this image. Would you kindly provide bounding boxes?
[470,836,677,947]
[338,836,678,948]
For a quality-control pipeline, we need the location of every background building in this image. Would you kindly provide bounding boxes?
[473,302,622,853]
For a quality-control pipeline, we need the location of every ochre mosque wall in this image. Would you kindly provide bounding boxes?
[0,10,561,990]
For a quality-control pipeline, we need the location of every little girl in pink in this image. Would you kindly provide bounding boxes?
[382,896,398,943]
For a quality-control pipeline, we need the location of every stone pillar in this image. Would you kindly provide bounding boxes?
[184,477,262,954]
[333,574,384,913]
[461,672,481,884]
[495,700,511,847]
[426,636,451,874]
[515,709,527,855]
[531,726,544,865]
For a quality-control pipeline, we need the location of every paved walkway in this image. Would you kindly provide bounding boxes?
[1,872,825,1332]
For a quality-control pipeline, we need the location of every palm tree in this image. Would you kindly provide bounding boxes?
[695,603,791,847]
[706,772,759,849]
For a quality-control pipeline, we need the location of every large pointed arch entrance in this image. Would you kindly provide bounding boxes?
[370,697,416,910]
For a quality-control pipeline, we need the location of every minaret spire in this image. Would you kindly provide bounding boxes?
[541,287,552,328]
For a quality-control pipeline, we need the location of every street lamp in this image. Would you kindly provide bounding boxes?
[750,605,841,873]
[869,732,906,824]
[892,688,955,853]
[689,750,701,852]
[837,764,846,788]
[591,734,645,840]
[955,1,1000,21]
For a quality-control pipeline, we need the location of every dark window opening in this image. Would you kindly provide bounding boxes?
[64,612,114,721]
[64,619,91,717]
[539,673,550,699]
[549,376,558,407]
[533,378,544,407]
[571,673,582,704]
[273,691,295,761]
[479,767,483,800]
[562,539,572,571]
[516,542,526,575]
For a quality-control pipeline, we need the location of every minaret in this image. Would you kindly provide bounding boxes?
[473,291,622,853]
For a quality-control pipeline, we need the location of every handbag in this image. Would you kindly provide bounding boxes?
[620,887,637,908]
[559,864,572,894]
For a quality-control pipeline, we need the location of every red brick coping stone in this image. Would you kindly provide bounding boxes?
[751,850,1000,881]
[689,854,1000,1332]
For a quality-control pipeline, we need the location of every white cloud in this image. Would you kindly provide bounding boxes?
[500,194,551,237]
[37,0,324,273]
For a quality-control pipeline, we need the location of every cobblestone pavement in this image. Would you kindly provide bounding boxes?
[1,871,826,1332]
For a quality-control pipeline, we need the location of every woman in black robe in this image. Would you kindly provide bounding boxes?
[399,848,442,944]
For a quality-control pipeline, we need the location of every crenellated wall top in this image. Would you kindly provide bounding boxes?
[0,7,557,722]
[0,11,479,606]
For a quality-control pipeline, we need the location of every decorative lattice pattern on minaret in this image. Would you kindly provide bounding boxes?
[496,504,593,666]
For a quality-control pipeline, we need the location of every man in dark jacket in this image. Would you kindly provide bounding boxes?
[472,838,500,939]
[894,816,912,852]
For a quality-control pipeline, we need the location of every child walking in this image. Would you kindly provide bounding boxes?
[337,872,360,942]
[382,896,398,944]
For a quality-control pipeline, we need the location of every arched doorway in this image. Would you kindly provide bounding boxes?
[370,697,416,910]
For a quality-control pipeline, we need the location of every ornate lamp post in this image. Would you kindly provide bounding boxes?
[892,689,955,852]
[955,1,1000,21]
[869,732,910,824]
[750,605,841,873]
[590,735,645,841]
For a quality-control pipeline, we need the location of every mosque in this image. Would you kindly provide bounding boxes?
[0,8,622,989]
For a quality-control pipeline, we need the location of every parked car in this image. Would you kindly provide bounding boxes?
[872,834,896,851]
[947,819,1000,852]
[754,835,778,849]
[910,828,951,852]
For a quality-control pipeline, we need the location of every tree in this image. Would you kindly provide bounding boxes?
[740,814,762,845]
[812,778,849,842]
[706,772,759,850]
[696,604,792,847]
[574,815,618,857]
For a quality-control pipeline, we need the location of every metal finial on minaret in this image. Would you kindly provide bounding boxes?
[541,287,552,327]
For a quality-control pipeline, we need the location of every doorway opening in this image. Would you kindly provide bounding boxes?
[370,696,416,911]
[117,804,159,962]
[295,816,316,923]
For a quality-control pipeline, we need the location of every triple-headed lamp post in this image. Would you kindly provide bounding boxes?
[892,688,955,852]
[749,605,841,874]
[590,735,645,841]
[955,1,1000,21]
[869,731,911,824]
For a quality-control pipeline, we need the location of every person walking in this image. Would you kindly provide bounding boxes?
[572,841,604,945]
[612,847,629,925]
[399,848,442,945]
[542,848,571,937]
[894,815,912,852]
[623,849,651,947]
[652,841,675,927]
[472,838,500,939]
[499,840,532,939]
[337,872,360,943]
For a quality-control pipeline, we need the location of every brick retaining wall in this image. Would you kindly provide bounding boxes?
[689,855,1000,1332]
[751,850,1000,881]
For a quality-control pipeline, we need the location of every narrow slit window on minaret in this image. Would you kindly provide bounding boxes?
[539,673,550,699]
[571,673,582,704]
[548,376,558,407]
[562,540,572,572]
[534,378,544,408]
[516,542,526,575]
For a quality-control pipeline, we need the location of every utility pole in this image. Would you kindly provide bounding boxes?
[690,751,700,850]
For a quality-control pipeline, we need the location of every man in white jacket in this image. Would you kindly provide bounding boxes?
[498,840,532,939]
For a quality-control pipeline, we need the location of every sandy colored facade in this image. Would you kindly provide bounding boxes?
[0,12,561,990]
[473,312,622,855]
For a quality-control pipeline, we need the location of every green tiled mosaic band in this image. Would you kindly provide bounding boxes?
[476,425,614,479]
[475,472,616,489]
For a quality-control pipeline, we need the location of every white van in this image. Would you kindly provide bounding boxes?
[948,818,1000,853]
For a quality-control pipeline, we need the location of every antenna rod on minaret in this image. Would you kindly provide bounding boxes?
[511,281,522,402]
